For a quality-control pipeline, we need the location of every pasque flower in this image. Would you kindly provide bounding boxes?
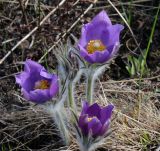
[78,101,114,137]
[15,60,59,103]
[78,10,124,64]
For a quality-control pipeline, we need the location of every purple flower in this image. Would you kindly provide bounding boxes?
[15,60,59,104]
[78,10,124,64]
[78,101,114,137]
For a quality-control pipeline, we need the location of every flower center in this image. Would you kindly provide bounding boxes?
[87,116,97,122]
[86,40,106,54]
[34,80,50,90]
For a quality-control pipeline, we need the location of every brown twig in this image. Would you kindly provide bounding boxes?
[17,0,28,25]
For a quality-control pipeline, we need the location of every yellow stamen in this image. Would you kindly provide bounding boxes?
[87,40,106,54]
[87,116,97,122]
[34,80,50,90]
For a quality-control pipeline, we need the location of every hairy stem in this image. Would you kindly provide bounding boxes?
[68,69,84,110]
[86,71,94,104]
[68,81,74,109]
[54,109,70,145]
